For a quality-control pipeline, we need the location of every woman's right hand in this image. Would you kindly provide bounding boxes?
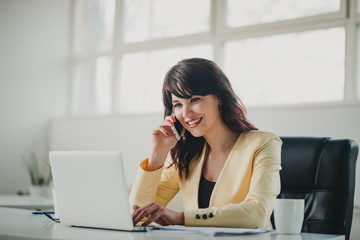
[147,115,180,170]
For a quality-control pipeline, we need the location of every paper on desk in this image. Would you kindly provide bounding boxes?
[151,226,272,236]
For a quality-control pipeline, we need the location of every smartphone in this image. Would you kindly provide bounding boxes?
[171,115,182,141]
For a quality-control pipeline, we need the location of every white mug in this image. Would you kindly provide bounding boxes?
[274,199,304,234]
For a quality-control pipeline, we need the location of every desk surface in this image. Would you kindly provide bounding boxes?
[0,195,53,210]
[0,207,345,240]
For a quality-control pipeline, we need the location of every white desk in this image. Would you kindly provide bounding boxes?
[0,195,53,210]
[0,207,345,240]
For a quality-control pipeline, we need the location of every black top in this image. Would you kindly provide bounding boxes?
[198,174,216,208]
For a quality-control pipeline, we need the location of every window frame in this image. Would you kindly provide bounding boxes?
[69,0,360,115]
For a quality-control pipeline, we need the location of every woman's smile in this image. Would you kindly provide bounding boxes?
[186,117,203,128]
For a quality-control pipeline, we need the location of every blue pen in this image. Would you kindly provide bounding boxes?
[32,211,55,215]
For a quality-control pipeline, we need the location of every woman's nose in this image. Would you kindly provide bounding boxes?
[182,105,193,118]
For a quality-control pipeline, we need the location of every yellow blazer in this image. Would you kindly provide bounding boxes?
[129,131,282,229]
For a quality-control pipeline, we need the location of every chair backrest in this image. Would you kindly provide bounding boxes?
[271,136,358,240]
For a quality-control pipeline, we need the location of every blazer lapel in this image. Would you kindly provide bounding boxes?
[209,134,250,207]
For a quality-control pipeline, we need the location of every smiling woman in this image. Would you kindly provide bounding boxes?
[129,58,282,229]
[161,58,258,178]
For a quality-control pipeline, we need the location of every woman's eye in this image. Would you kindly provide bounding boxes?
[173,103,182,108]
[191,98,200,103]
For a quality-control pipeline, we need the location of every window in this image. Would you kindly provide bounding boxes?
[226,0,341,27]
[224,28,345,106]
[117,45,212,113]
[123,0,210,43]
[73,0,115,55]
[70,0,359,115]
[72,57,112,114]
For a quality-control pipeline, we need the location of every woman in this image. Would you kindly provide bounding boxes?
[130,58,281,229]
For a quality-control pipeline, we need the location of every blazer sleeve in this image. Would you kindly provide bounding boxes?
[129,157,180,209]
[184,135,282,229]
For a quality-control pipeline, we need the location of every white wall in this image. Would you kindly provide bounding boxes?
[0,0,70,194]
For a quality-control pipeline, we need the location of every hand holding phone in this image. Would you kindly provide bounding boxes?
[171,125,181,140]
[170,114,181,141]
[148,114,182,170]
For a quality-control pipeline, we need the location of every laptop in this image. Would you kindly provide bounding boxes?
[49,151,150,232]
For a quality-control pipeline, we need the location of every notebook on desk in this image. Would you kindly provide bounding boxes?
[49,151,150,232]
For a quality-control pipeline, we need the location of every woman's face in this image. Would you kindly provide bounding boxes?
[171,94,222,138]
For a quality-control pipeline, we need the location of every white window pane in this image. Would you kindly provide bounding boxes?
[123,0,210,43]
[73,0,115,54]
[226,0,341,27]
[224,28,345,106]
[117,45,212,113]
[72,57,112,114]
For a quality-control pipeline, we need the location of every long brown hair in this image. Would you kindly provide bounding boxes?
[162,58,257,178]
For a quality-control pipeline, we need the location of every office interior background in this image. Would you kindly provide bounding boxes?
[0,0,359,239]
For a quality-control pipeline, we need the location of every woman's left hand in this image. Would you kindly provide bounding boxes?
[132,203,185,226]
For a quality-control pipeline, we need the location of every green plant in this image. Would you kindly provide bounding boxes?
[22,151,52,186]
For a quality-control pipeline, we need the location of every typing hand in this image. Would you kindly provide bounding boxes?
[132,203,184,226]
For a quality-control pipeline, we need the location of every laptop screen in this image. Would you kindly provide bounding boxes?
[50,151,135,231]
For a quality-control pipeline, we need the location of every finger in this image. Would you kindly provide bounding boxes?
[132,205,149,223]
[133,203,159,224]
[141,207,165,226]
[153,126,170,137]
[163,117,175,128]
[141,217,154,226]
[133,209,148,225]
[165,115,175,123]
[134,206,157,225]
[162,118,181,140]
[132,204,150,223]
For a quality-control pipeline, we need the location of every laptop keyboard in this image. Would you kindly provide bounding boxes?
[133,226,152,231]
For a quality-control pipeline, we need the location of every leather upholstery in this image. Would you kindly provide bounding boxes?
[271,137,358,240]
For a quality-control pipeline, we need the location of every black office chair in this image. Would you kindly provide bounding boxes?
[271,136,358,240]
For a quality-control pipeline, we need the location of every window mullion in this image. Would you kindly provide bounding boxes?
[345,22,357,102]
[212,0,224,67]
[68,0,76,115]
[112,0,125,113]
[344,0,357,102]
[117,33,212,54]
[344,0,351,18]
